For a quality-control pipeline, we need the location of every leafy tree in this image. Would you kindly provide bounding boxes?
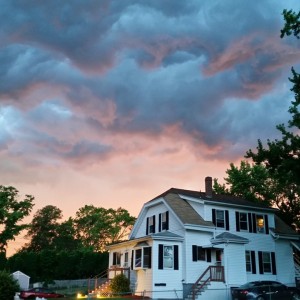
[74,205,135,252]
[0,270,19,300]
[0,186,34,256]
[216,9,300,230]
[24,205,63,251]
[51,217,82,251]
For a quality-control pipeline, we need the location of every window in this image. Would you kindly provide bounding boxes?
[135,249,142,267]
[212,209,229,230]
[239,212,248,230]
[146,215,155,234]
[245,251,252,272]
[134,247,152,269]
[256,215,265,233]
[158,244,179,270]
[216,210,225,227]
[143,247,151,268]
[238,213,269,234]
[159,211,169,231]
[192,245,211,262]
[163,245,174,269]
[262,252,271,273]
[258,251,276,275]
[112,252,121,266]
[245,250,256,274]
[124,252,128,267]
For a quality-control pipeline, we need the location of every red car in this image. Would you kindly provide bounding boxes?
[19,288,65,299]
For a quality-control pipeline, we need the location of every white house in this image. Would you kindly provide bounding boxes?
[106,177,300,300]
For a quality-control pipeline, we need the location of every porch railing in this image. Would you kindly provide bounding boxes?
[191,266,224,300]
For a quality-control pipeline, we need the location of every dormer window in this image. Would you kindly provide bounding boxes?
[159,211,169,232]
[146,215,156,235]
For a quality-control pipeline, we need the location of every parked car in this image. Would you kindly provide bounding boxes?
[231,280,295,300]
[19,287,65,299]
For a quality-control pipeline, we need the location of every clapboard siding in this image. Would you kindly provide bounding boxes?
[275,239,295,285]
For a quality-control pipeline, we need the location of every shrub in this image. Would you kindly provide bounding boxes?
[110,274,131,295]
[0,270,20,300]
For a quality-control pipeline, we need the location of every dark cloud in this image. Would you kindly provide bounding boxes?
[0,0,300,168]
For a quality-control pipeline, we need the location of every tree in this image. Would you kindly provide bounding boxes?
[0,270,19,300]
[213,161,275,206]
[74,205,136,252]
[51,217,82,251]
[245,9,300,230]
[216,9,300,230]
[24,205,63,251]
[0,185,34,256]
[213,161,298,228]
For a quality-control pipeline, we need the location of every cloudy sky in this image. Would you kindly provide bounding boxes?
[1,1,300,254]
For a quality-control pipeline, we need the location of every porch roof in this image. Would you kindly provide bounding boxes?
[211,232,249,245]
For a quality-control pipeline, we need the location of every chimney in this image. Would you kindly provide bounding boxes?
[205,176,213,198]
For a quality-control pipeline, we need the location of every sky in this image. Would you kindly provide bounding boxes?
[1,0,300,255]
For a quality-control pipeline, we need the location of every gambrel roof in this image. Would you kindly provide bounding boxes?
[164,192,214,227]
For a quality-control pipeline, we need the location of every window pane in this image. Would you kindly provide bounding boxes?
[149,216,155,233]
[216,210,225,228]
[161,212,167,230]
[135,249,142,267]
[124,252,128,267]
[256,215,265,233]
[245,251,251,272]
[143,247,151,268]
[163,246,173,268]
[240,213,248,231]
[262,252,271,273]
[197,247,206,261]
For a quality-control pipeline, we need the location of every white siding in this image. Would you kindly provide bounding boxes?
[275,239,295,286]
[224,244,247,285]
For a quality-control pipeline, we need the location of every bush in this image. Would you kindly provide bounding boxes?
[0,270,20,300]
[110,274,131,295]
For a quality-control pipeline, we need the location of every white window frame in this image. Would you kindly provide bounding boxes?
[262,252,272,273]
[134,247,151,269]
[245,250,252,272]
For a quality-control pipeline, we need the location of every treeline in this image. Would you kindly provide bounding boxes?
[5,249,108,283]
[0,189,136,282]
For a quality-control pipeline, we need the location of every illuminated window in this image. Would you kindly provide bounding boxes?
[256,215,265,233]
